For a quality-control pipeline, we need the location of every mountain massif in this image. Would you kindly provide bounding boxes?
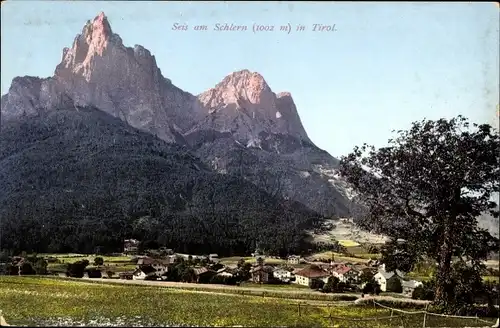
[1,12,354,254]
[0,106,325,255]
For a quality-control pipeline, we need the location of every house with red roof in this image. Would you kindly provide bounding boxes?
[331,265,361,284]
[294,265,331,287]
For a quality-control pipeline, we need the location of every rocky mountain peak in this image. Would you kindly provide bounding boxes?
[2,12,204,142]
[196,70,310,142]
[220,69,270,96]
[55,12,123,81]
[277,91,292,98]
[200,70,273,113]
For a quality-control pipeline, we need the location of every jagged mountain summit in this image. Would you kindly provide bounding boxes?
[194,69,311,144]
[188,71,353,217]
[1,12,354,218]
[1,12,205,143]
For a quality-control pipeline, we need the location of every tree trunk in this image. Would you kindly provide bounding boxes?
[434,224,453,305]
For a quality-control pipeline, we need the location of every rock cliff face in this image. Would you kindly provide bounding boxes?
[195,70,310,144]
[186,70,353,217]
[1,12,353,218]
[1,12,205,143]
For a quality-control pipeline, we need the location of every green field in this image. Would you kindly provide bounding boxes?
[0,277,496,327]
[219,256,287,265]
[310,251,372,264]
[39,253,136,273]
[483,275,500,283]
[338,240,361,247]
[240,282,310,290]
[41,254,133,263]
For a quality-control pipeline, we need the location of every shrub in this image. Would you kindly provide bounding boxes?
[66,260,89,278]
[356,298,428,309]
[94,257,104,266]
[20,262,36,275]
[323,276,339,293]
[86,269,102,278]
[32,258,48,275]
[46,257,60,264]
[386,277,402,293]
[412,281,435,301]
[209,275,238,285]
[310,278,325,290]
[362,281,381,295]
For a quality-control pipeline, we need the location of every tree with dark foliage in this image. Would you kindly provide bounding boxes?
[66,260,90,278]
[323,276,340,293]
[31,257,48,275]
[310,278,325,290]
[339,116,500,310]
[93,257,104,266]
[19,262,36,275]
[362,281,381,295]
[359,269,375,284]
[236,260,252,281]
[412,280,436,301]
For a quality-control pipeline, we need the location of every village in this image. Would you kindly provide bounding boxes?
[7,238,422,299]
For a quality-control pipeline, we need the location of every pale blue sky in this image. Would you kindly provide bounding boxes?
[1,1,498,157]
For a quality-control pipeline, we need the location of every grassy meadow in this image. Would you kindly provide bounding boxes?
[0,276,497,327]
[338,240,361,247]
[309,251,372,264]
[219,256,287,265]
[240,282,310,290]
[40,253,136,273]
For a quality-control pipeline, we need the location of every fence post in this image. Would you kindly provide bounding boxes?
[422,304,428,328]
[297,303,301,317]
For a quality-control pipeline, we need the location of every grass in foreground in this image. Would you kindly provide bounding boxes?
[0,277,496,327]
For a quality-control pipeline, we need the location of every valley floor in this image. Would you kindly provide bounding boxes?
[0,276,497,328]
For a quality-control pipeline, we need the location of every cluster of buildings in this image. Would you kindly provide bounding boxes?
[49,241,418,297]
[291,261,423,297]
[118,247,423,297]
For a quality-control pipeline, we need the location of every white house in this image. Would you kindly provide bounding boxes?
[124,239,140,254]
[374,268,405,292]
[133,258,172,280]
[132,266,157,280]
[287,255,301,265]
[273,267,294,282]
[137,257,171,275]
[331,265,361,284]
[402,280,423,297]
[250,265,274,283]
[294,265,331,287]
[209,254,220,263]
[216,267,235,277]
